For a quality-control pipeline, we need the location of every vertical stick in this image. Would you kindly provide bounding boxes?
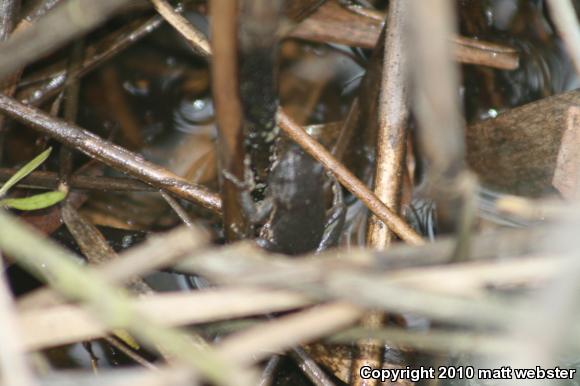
[210,0,250,240]
[408,0,464,183]
[352,1,410,384]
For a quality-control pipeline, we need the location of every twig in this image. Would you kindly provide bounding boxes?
[0,209,255,386]
[150,0,211,57]
[277,110,424,245]
[59,39,84,185]
[160,190,195,228]
[0,256,37,386]
[103,336,158,370]
[210,0,250,240]
[0,94,222,213]
[0,0,19,163]
[352,1,411,382]
[367,0,410,257]
[258,355,280,386]
[0,0,133,81]
[0,0,17,42]
[546,0,580,74]
[19,15,165,106]
[291,347,337,386]
[408,0,464,184]
[62,203,152,294]
[0,168,156,191]
[289,0,519,70]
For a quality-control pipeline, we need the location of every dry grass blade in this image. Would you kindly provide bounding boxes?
[0,0,132,81]
[546,0,580,74]
[217,302,363,366]
[408,0,464,183]
[37,367,197,386]
[176,242,558,328]
[0,257,37,386]
[18,225,208,310]
[0,209,254,386]
[20,288,312,350]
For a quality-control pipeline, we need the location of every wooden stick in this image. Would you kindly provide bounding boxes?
[289,0,519,70]
[277,110,424,245]
[150,0,211,57]
[0,94,221,212]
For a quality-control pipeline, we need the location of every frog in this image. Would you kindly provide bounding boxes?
[234,140,346,255]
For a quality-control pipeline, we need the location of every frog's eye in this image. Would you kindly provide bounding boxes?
[173,96,215,135]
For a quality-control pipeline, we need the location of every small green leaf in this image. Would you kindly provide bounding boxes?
[0,147,52,197]
[0,191,67,211]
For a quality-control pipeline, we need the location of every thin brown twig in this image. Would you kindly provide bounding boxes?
[258,355,280,386]
[150,0,211,57]
[290,347,337,386]
[0,0,19,163]
[0,93,222,213]
[19,15,165,106]
[277,110,424,245]
[210,0,250,241]
[366,0,410,253]
[0,168,156,191]
[160,190,195,228]
[59,39,84,185]
[103,336,158,370]
[289,0,519,70]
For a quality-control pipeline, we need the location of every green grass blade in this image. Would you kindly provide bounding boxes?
[0,191,66,211]
[0,147,52,197]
